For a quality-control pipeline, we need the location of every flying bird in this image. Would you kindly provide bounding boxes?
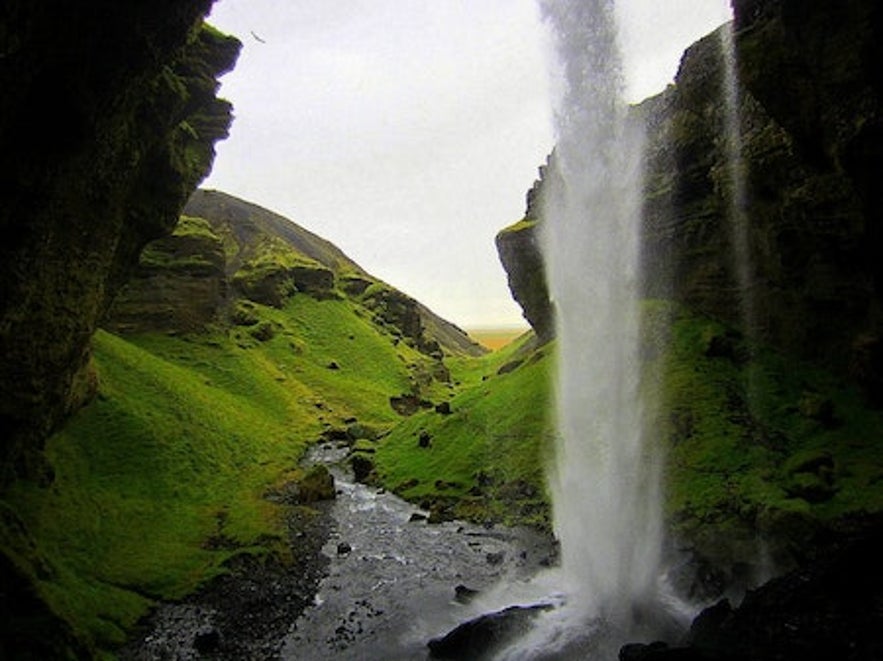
[250,30,266,44]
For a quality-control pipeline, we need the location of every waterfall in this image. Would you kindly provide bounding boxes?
[719,22,755,345]
[538,0,664,643]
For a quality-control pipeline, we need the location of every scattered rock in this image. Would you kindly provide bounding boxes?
[327,361,340,370]
[496,359,523,375]
[337,542,352,556]
[350,454,375,483]
[295,465,336,503]
[619,641,703,660]
[798,391,839,427]
[408,513,428,523]
[248,321,276,342]
[193,628,222,654]
[435,401,452,415]
[486,551,505,566]
[389,394,434,416]
[418,431,432,448]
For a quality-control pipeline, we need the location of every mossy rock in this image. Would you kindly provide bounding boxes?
[295,465,336,504]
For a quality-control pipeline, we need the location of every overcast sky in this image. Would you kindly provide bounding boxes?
[203,0,732,329]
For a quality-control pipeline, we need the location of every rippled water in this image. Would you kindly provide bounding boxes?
[123,442,556,660]
[281,444,556,660]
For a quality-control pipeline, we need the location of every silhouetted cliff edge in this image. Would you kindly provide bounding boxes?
[0,2,238,656]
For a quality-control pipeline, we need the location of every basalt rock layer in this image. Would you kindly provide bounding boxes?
[499,0,883,402]
[0,2,238,657]
[0,1,240,487]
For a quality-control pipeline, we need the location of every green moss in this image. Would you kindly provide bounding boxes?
[496,217,538,237]
[649,301,883,540]
[373,337,554,529]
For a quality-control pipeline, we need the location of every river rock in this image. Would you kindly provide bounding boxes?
[350,453,375,483]
[427,603,554,660]
[295,465,336,503]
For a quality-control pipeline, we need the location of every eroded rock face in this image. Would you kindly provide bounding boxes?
[499,0,883,399]
[104,217,228,333]
[496,218,554,343]
[0,1,240,486]
[642,1,883,400]
[0,6,238,655]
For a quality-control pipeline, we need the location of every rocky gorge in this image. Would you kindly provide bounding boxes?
[1,0,882,658]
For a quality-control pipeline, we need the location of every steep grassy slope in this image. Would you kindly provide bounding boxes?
[370,334,555,529]
[1,190,489,655]
[3,290,442,654]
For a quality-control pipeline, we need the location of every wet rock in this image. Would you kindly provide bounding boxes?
[337,542,352,556]
[637,520,883,661]
[454,584,479,603]
[427,603,554,660]
[193,628,222,654]
[485,551,505,566]
[350,454,375,483]
[619,641,704,660]
[296,465,336,503]
[409,513,428,523]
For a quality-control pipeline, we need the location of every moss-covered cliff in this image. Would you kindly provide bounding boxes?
[642,0,883,403]
[501,0,883,402]
[0,2,240,488]
[0,2,239,656]
[495,0,883,582]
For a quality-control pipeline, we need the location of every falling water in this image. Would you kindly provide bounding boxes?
[519,0,665,652]
[719,22,755,344]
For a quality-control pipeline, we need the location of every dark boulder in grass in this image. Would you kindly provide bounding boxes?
[295,465,336,503]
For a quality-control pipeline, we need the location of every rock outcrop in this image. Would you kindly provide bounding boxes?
[0,3,238,656]
[496,218,554,344]
[497,0,883,401]
[0,2,240,487]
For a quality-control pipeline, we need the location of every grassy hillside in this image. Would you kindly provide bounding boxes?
[0,192,499,655]
[370,334,555,529]
[3,291,452,653]
[7,188,880,656]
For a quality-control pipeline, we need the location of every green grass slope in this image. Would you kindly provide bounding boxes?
[2,292,440,654]
[370,334,555,529]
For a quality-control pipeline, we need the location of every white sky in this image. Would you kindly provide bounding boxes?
[204,0,732,329]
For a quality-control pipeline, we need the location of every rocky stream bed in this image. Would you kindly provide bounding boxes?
[120,442,557,660]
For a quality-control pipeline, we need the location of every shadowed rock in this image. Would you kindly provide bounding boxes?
[427,603,553,660]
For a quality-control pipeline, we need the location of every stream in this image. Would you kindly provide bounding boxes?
[122,442,557,660]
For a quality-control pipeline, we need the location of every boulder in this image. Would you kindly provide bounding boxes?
[427,603,553,660]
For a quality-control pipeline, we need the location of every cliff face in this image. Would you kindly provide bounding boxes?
[108,189,486,359]
[0,2,239,487]
[499,0,883,401]
[645,0,883,400]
